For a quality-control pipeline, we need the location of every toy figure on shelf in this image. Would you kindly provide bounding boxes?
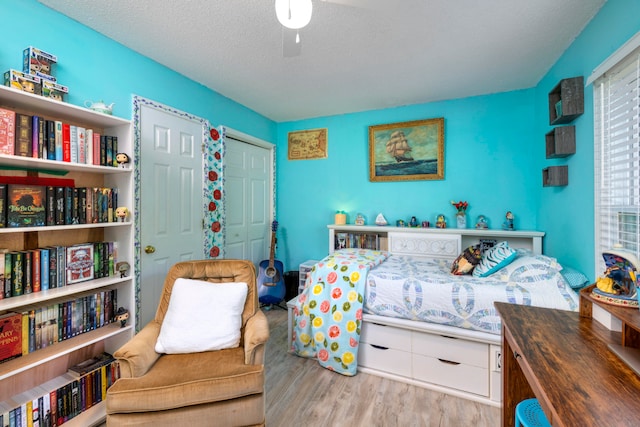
[355,213,366,226]
[475,215,488,229]
[115,307,129,327]
[116,152,130,167]
[409,216,418,227]
[502,211,514,230]
[116,261,131,278]
[436,214,446,228]
[115,206,129,222]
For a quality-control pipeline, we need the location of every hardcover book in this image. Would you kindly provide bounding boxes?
[0,312,22,364]
[62,123,70,162]
[7,184,46,227]
[15,113,32,157]
[66,244,94,284]
[0,107,15,155]
[0,183,6,227]
[54,121,63,161]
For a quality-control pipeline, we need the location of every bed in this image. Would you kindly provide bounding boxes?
[288,228,587,407]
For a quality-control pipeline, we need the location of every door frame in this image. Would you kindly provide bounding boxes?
[215,126,276,260]
[132,95,210,329]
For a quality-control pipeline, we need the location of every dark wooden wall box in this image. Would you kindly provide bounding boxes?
[548,76,584,125]
[543,165,568,187]
[546,126,576,158]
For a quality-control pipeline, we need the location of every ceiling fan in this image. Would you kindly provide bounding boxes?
[275,0,392,57]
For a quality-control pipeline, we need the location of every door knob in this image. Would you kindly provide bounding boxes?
[144,245,156,254]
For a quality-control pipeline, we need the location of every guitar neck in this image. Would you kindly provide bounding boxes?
[268,230,276,268]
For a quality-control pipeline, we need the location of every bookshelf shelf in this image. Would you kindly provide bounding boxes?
[0,83,134,424]
[0,323,131,381]
[0,276,131,312]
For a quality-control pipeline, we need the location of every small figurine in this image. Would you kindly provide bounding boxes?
[475,215,488,229]
[375,213,388,226]
[436,214,447,229]
[116,261,131,278]
[116,152,130,168]
[396,219,405,227]
[115,206,129,222]
[115,307,129,327]
[355,213,366,226]
[502,211,514,230]
[409,216,418,227]
[421,221,430,228]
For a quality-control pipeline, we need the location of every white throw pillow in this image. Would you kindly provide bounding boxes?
[155,278,248,354]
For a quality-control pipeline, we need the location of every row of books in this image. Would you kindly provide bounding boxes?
[0,241,117,300]
[0,289,118,363]
[0,354,119,427]
[0,107,120,167]
[0,184,119,228]
[335,232,380,250]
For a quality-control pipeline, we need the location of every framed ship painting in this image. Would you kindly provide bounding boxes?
[368,117,444,182]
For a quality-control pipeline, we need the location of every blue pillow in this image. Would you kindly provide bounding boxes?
[560,266,590,290]
[473,241,517,278]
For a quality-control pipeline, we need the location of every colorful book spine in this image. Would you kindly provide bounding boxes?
[69,125,78,163]
[0,107,16,155]
[15,113,32,157]
[85,128,93,165]
[40,248,49,291]
[62,123,70,162]
[54,120,63,161]
[77,127,86,164]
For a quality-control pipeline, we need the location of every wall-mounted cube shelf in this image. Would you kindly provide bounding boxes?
[543,166,568,187]
[546,126,576,158]
[548,77,584,125]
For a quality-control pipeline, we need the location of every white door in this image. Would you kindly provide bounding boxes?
[139,103,204,327]
[224,136,272,267]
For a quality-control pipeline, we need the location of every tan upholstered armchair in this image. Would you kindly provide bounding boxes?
[106,260,269,426]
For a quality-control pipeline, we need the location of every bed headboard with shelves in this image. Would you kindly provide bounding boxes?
[328,225,544,260]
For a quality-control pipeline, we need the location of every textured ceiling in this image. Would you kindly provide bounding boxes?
[38,0,605,122]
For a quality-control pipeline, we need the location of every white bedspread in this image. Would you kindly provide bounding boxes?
[364,252,579,335]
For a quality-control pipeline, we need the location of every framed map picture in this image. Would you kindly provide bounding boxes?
[369,117,444,182]
[288,128,328,160]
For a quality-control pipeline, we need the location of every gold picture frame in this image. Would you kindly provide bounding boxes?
[287,128,328,160]
[369,118,444,182]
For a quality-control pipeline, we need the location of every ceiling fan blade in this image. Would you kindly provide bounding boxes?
[282,27,302,57]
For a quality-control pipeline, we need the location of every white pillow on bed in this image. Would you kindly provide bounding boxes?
[473,241,517,277]
[155,278,248,354]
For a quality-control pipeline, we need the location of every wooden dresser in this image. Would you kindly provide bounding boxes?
[496,294,640,427]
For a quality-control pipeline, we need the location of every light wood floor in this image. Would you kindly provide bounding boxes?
[263,308,500,427]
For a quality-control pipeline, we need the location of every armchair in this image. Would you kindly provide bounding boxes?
[106,260,269,426]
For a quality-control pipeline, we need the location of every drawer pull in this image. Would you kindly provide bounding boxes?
[439,334,458,340]
[371,322,387,327]
[437,358,461,365]
[370,344,389,350]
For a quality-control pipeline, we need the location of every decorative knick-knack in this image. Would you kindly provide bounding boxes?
[502,211,515,230]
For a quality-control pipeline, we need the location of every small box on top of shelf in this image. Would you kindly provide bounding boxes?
[22,46,57,79]
[3,69,41,95]
[41,80,68,102]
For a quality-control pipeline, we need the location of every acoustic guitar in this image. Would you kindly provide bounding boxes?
[257,220,285,305]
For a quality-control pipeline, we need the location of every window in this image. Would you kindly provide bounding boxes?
[594,45,640,274]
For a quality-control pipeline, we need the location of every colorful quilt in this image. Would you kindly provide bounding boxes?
[291,249,389,376]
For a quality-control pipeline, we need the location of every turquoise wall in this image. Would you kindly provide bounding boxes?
[1,0,276,142]
[536,0,640,279]
[7,0,640,282]
[276,90,539,270]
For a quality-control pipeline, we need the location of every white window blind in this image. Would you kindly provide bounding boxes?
[594,49,640,274]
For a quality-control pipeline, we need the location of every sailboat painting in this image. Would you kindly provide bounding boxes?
[368,117,444,182]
